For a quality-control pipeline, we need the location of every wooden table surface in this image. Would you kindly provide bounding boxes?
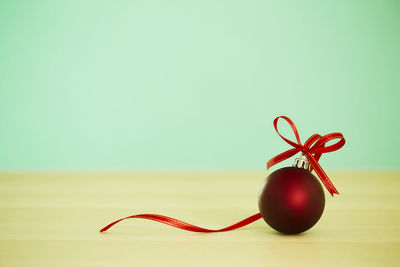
[0,171,399,266]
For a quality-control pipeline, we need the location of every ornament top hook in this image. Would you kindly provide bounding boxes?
[293,157,310,170]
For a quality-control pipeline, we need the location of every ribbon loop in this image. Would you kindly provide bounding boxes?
[267,116,345,196]
[273,116,303,148]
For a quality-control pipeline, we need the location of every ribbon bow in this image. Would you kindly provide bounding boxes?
[267,116,345,196]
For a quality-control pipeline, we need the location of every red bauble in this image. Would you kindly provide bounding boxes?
[258,166,325,234]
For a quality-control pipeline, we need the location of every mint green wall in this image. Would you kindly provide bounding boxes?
[0,1,399,170]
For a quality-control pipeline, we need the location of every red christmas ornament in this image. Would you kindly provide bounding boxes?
[258,161,325,234]
[99,116,345,235]
[258,116,345,234]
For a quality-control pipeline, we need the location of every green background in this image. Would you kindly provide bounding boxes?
[0,0,399,170]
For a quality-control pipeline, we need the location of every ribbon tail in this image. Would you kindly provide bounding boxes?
[267,148,299,169]
[309,153,322,172]
[100,213,262,233]
[305,155,339,196]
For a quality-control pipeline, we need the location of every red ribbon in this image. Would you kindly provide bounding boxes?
[100,213,262,233]
[100,116,345,233]
[267,116,345,196]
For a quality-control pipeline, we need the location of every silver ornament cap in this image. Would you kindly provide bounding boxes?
[293,157,310,170]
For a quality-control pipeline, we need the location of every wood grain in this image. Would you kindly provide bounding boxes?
[0,171,399,266]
